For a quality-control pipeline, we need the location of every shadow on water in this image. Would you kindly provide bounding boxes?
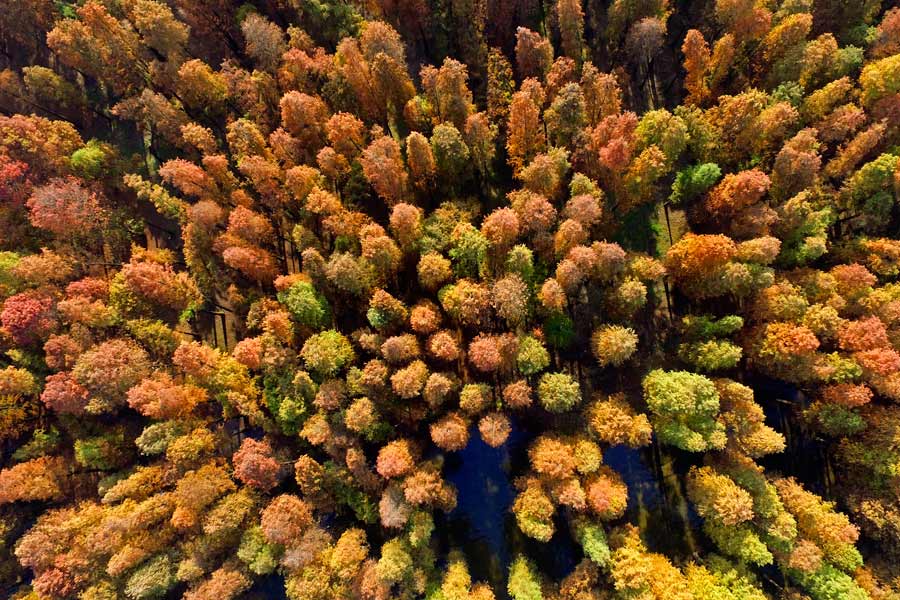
[436,418,535,594]
[245,574,288,600]
[604,444,703,558]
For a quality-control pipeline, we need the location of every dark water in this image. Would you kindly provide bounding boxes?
[751,377,834,498]
[437,417,585,591]
[245,574,289,599]
[438,421,527,582]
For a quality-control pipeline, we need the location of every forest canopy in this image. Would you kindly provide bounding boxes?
[2,0,900,599]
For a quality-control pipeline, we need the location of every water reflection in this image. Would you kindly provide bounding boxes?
[438,419,529,591]
[245,573,288,600]
[751,377,834,499]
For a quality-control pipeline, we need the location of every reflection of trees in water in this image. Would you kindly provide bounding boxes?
[753,378,835,498]
[611,443,702,560]
[437,421,523,592]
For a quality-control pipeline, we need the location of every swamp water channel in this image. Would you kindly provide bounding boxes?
[246,377,831,600]
[436,416,702,593]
